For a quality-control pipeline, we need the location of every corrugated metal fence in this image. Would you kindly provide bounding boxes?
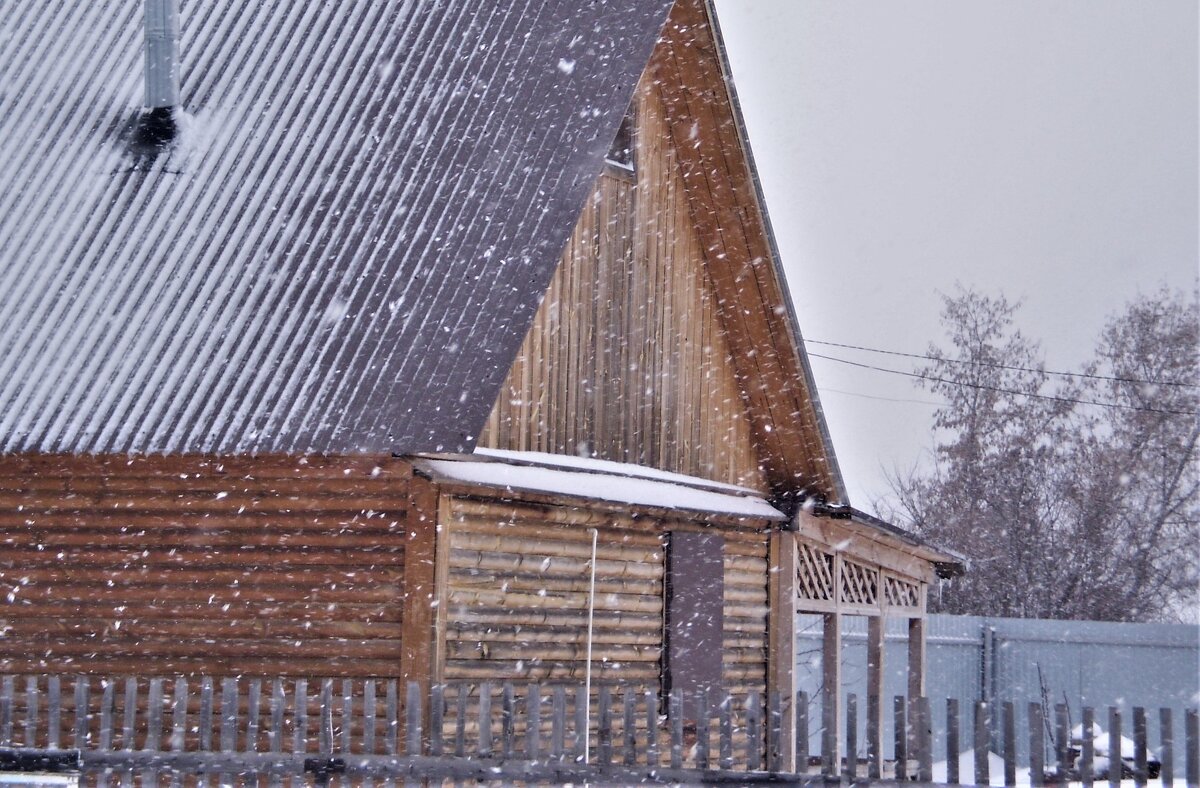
[798,612,1199,762]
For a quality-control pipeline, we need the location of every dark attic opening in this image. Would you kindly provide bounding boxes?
[605,101,636,173]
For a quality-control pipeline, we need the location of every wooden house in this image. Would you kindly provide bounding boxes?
[0,0,960,769]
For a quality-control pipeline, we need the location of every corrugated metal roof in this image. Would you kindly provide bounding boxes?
[0,0,671,455]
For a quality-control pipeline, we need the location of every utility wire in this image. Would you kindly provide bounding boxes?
[807,352,1200,417]
[806,338,1199,389]
[818,386,942,407]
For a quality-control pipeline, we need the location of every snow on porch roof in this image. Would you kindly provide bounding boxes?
[412,451,788,522]
[0,0,671,455]
[472,447,762,496]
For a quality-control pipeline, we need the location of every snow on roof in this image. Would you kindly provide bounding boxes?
[0,0,671,455]
[415,452,786,521]
[472,447,761,496]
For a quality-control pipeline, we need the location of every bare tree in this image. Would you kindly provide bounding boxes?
[1059,288,1199,620]
[890,287,1198,621]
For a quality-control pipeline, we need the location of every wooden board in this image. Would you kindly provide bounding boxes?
[648,0,841,499]
[0,454,415,678]
[478,76,768,493]
[793,512,935,583]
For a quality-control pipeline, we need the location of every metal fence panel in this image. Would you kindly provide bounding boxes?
[990,617,1199,764]
[797,612,1199,765]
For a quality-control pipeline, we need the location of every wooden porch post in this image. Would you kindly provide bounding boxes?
[907,616,926,698]
[906,615,927,760]
[822,553,843,776]
[768,531,797,771]
[822,610,842,775]
[867,615,886,777]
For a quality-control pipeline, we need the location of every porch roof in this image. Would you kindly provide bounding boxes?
[412,450,787,522]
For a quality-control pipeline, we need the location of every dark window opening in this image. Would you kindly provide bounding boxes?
[605,103,636,172]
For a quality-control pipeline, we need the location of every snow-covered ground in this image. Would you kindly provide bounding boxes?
[924,721,1186,787]
[930,745,1184,787]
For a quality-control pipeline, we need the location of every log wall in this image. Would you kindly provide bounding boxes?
[439,495,770,698]
[0,455,416,678]
[478,74,768,493]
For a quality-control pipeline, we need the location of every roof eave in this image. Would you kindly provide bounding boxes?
[701,0,850,506]
[846,506,967,575]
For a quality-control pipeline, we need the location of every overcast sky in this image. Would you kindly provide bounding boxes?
[712,1,1199,513]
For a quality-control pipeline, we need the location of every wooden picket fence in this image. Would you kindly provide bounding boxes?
[870,694,1200,787]
[0,675,790,783]
[0,675,1196,784]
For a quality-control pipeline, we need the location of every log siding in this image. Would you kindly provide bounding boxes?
[0,455,414,678]
[722,532,769,697]
[439,494,769,701]
[442,497,665,689]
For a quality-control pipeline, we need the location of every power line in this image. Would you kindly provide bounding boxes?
[806,338,1199,389]
[818,386,943,407]
[807,352,1200,417]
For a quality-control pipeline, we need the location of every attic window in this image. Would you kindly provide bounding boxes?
[605,103,636,173]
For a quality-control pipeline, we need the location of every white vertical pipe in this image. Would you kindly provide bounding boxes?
[583,527,598,763]
[145,0,180,108]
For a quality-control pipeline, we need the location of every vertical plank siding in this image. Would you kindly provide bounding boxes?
[0,455,414,678]
[479,72,768,493]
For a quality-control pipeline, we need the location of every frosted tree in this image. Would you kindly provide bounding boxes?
[890,287,1198,621]
[1059,289,1199,620]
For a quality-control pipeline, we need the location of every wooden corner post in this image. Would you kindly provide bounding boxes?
[768,530,797,771]
[401,476,441,744]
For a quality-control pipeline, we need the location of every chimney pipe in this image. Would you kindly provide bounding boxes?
[144,0,179,109]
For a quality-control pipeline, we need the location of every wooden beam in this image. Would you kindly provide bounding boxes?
[432,492,453,687]
[907,617,926,700]
[866,616,885,779]
[400,476,439,744]
[821,608,842,777]
[768,530,797,771]
[648,0,837,498]
[795,512,936,583]
[821,550,845,776]
[906,617,927,763]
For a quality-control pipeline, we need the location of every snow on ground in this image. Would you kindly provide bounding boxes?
[932,750,1015,785]
[931,750,1184,787]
